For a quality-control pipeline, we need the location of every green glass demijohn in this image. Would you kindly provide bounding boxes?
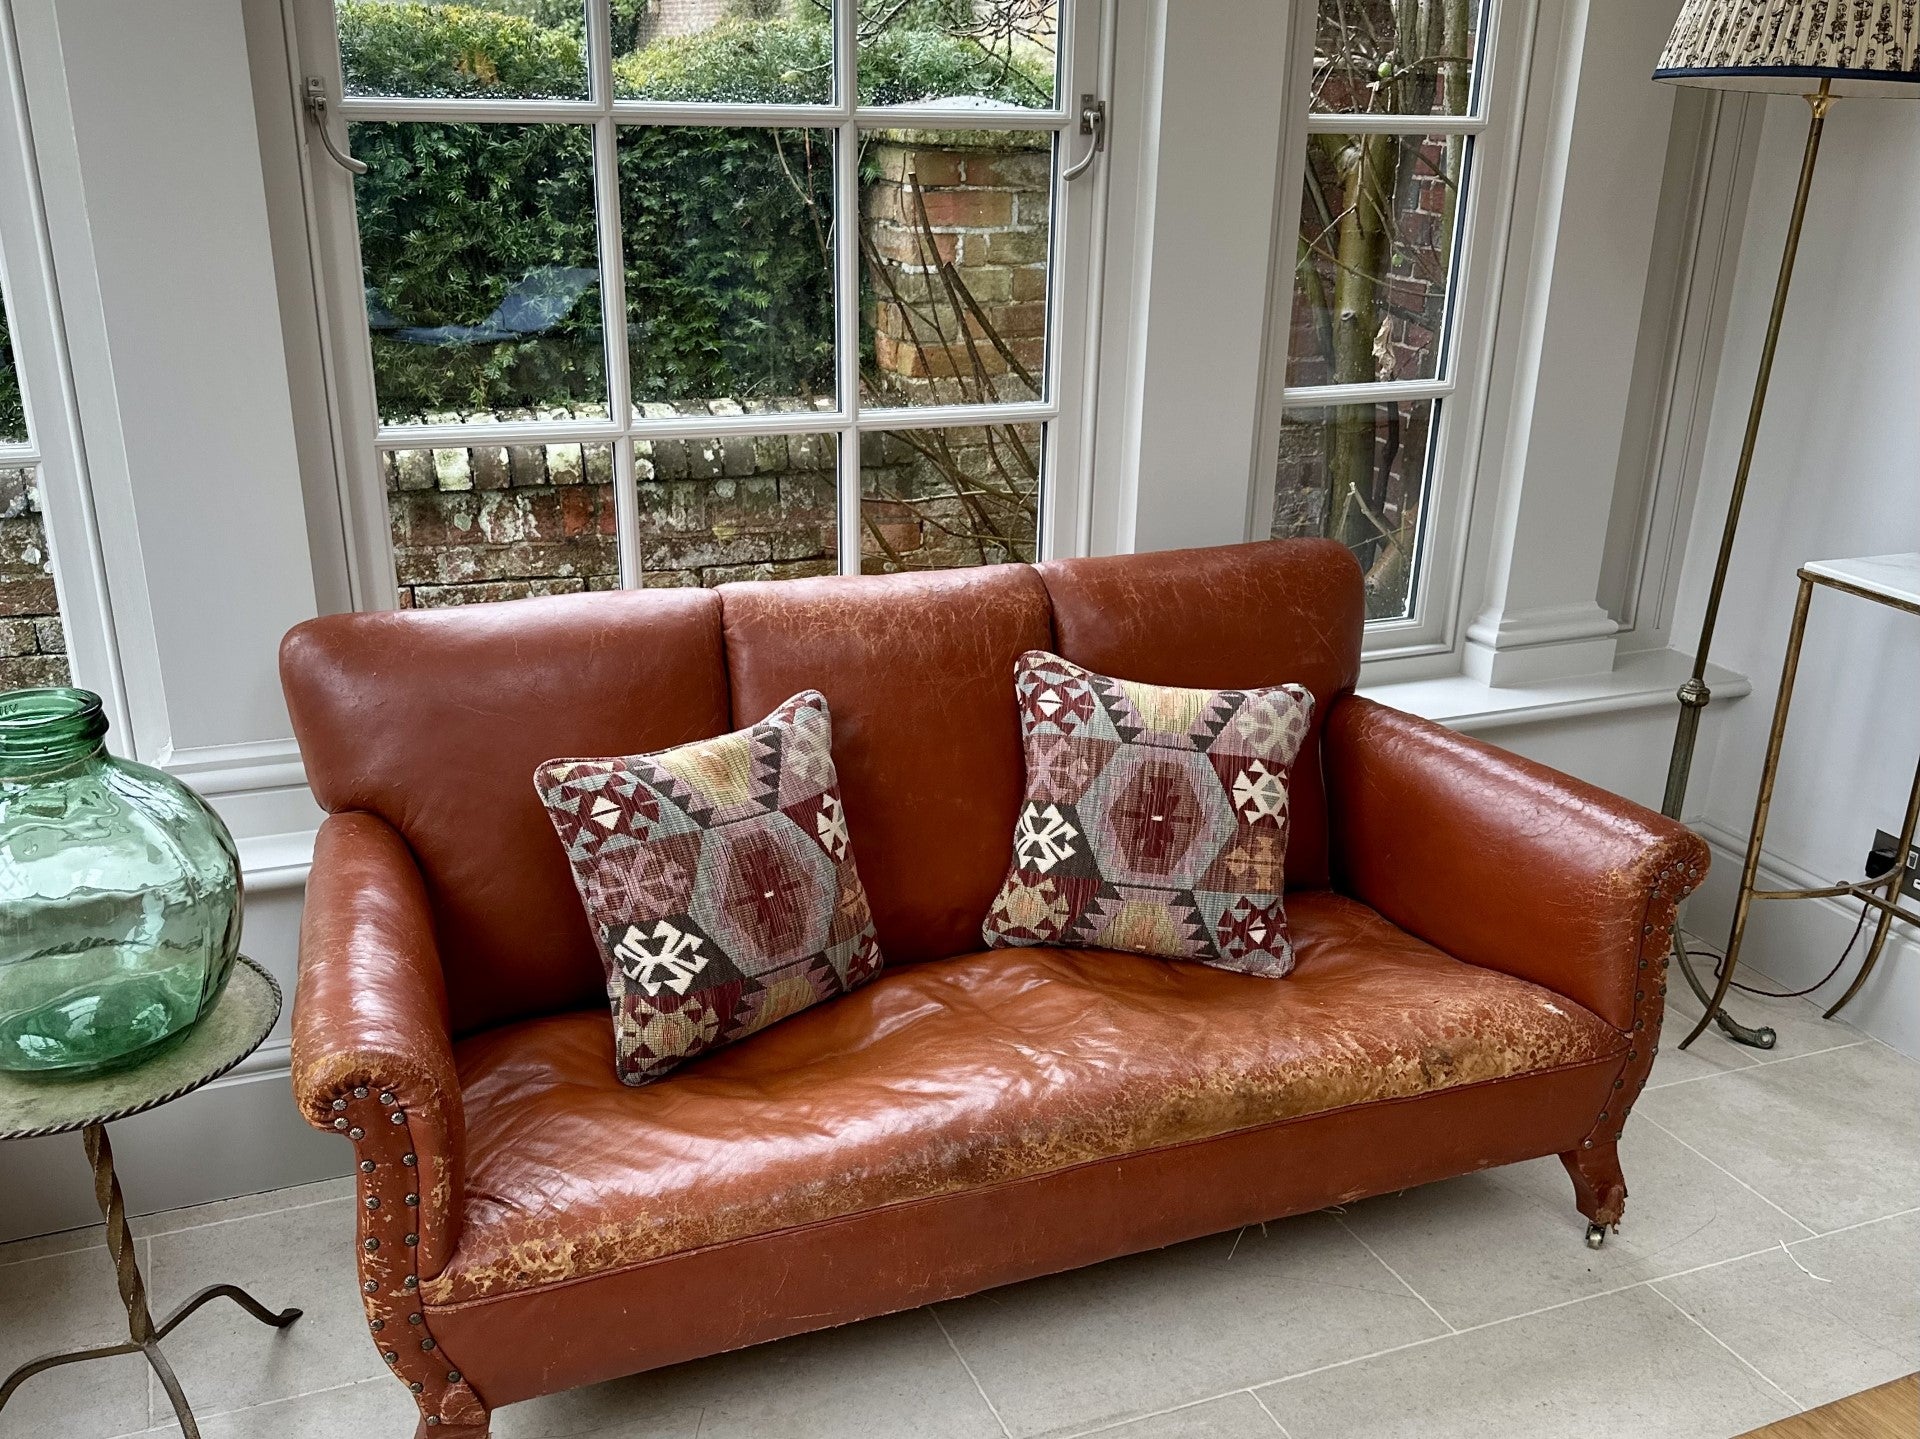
[0,687,241,1076]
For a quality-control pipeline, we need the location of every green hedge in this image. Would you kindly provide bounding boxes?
[339,1,1048,419]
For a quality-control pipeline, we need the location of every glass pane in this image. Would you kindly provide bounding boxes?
[858,0,1058,108]
[385,441,618,606]
[1,466,69,687]
[1310,0,1480,116]
[337,0,588,100]
[860,421,1038,573]
[614,2,832,104]
[0,291,23,444]
[861,129,1049,407]
[619,127,835,413]
[1288,131,1466,387]
[637,431,839,587]
[1273,400,1435,621]
[352,122,605,425]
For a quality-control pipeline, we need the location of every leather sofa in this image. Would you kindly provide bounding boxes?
[281,538,1708,1438]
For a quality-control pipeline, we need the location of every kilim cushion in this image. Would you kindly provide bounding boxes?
[983,652,1315,976]
[535,690,885,1084]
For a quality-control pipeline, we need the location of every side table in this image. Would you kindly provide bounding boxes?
[1683,554,1920,1048]
[0,956,302,1437]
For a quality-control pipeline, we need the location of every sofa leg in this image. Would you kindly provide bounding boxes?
[1560,1140,1627,1237]
[415,1417,489,1438]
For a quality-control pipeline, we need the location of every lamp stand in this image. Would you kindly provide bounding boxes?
[1662,80,1834,1051]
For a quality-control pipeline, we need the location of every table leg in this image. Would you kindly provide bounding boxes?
[1824,753,1920,1019]
[0,1123,301,1434]
[1684,575,1814,1049]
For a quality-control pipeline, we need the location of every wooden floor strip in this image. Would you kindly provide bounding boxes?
[1737,1375,1918,1439]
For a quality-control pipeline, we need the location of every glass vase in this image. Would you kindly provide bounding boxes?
[0,687,242,1076]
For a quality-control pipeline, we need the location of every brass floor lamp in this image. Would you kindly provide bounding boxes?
[1650,2,1920,1049]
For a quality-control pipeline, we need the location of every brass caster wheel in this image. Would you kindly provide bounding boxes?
[1586,1223,1607,1250]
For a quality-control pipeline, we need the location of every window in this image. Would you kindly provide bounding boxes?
[0,262,67,689]
[1266,0,1500,632]
[301,0,1091,609]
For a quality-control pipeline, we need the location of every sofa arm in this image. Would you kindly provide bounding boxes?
[1323,696,1709,1033]
[293,811,465,1280]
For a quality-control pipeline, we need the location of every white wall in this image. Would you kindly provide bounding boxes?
[1677,97,1920,1057]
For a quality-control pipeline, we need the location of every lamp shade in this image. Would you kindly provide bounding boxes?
[1656,1,1920,96]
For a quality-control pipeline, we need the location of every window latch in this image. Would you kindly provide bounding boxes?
[304,78,369,177]
[1061,95,1107,183]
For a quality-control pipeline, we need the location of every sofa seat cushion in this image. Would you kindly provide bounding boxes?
[426,891,1625,1307]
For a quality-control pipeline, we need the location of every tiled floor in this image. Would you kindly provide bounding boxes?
[4,961,1915,1439]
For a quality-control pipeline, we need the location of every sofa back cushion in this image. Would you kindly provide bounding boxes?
[720,565,1053,964]
[1037,540,1364,890]
[281,589,731,1035]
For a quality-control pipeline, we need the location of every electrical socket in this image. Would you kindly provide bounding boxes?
[1867,829,1920,902]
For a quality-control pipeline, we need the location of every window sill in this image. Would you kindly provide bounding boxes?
[1360,646,1751,735]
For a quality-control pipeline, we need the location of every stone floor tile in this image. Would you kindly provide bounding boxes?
[493,1310,998,1439]
[0,1239,153,1439]
[1636,1041,1920,1233]
[1061,1390,1282,1439]
[1337,1121,1811,1328]
[141,1194,378,1417]
[1254,1285,1794,1439]
[130,1177,354,1239]
[935,1212,1446,1439]
[133,1375,418,1439]
[1654,1209,1920,1410]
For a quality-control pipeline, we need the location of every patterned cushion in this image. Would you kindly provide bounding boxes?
[536,691,884,1084]
[983,652,1315,976]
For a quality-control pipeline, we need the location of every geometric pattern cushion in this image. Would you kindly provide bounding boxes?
[535,690,885,1085]
[983,651,1315,977]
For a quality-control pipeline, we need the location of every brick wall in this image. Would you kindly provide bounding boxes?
[0,467,68,689]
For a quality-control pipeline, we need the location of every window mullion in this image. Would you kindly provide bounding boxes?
[833,0,861,577]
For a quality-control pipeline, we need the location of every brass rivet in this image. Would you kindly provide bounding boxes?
[381,1092,396,1106]
[409,1313,424,1325]
[1634,1020,1644,1031]
[1613,1080,1623,1089]
[365,1238,380,1252]
[1583,1139,1594,1149]
[366,1196,380,1210]
[390,1112,406,1125]
[1598,1111,1609,1122]
[404,1275,418,1290]
[425,1420,440,1428]
[421,1338,436,1352]
[360,1160,376,1174]
[363,1280,379,1294]
[410,1382,424,1394]
[333,1118,349,1130]
[354,1086,369,1099]
[371,1319,385,1332]
[349,1127,365,1140]
[384,1351,398,1364]
[405,1234,418,1247]
[406,1194,419,1207]
[1628,1049,1638,1060]
[403,1154,417,1167]
[332,1099,347,1112]
[1638,959,1648,970]
[1635,990,1645,1001]
[447,1371,461,1384]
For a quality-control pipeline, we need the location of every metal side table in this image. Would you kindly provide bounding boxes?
[1683,554,1920,1048]
[0,957,302,1437]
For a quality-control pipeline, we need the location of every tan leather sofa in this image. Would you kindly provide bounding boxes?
[281,539,1708,1437]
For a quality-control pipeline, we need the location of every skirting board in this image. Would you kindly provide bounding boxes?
[1686,817,1920,1061]
[0,1063,351,1244]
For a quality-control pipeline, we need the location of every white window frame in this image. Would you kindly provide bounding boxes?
[1252,0,1540,664]
[292,0,1104,610]
[0,0,124,722]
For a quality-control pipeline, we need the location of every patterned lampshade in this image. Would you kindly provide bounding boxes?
[1656,1,1920,96]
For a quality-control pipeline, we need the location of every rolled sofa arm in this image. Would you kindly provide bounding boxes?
[293,810,465,1281]
[1323,696,1710,1034]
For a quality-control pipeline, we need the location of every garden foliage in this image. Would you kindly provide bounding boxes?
[340,1,1047,420]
